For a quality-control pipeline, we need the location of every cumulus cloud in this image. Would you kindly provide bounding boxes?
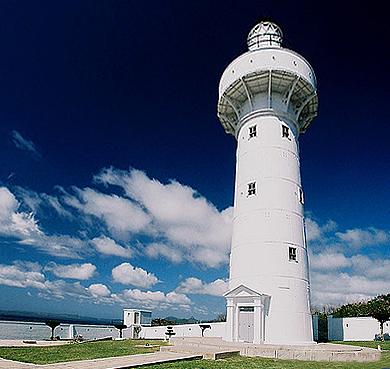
[44,262,96,280]
[112,263,160,289]
[310,271,390,307]
[310,252,351,271]
[1,166,233,268]
[0,260,192,310]
[91,235,135,258]
[0,261,45,289]
[0,187,42,239]
[94,168,233,267]
[144,243,183,263]
[11,130,41,157]
[336,228,390,250]
[306,215,390,307]
[116,288,192,311]
[0,187,91,258]
[67,188,151,241]
[176,277,228,296]
[0,262,97,301]
[88,283,111,297]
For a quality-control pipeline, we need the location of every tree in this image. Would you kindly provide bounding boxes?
[151,318,176,326]
[216,313,227,322]
[332,301,370,318]
[45,320,60,340]
[367,294,390,342]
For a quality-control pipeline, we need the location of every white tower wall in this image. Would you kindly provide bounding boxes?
[219,21,318,345]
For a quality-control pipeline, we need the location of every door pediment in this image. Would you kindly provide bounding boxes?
[224,284,268,298]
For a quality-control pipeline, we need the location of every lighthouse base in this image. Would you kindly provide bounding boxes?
[223,284,270,344]
[224,283,314,345]
[166,337,381,362]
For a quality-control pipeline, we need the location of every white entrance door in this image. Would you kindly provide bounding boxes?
[238,306,254,342]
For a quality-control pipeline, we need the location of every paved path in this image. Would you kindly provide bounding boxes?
[0,341,69,347]
[0,352,202,369]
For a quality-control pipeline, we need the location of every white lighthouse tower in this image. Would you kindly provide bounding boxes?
[218,21,318,344]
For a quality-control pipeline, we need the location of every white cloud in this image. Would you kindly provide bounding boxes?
[0,261,105,303]
[310,271,390,307]
[305,217,338,244]
[1,167,233,268]
[40,279,91,300]
[16,187,73,219]
[94,168,233,268]
[69,188,151,240]
[44,262,96,280]
[88,283,111,297]
[336,228,390,250]
[112,263,160,289]
[305,217,322,242]
[306,215,390,307]
[0,261,45,289]
[0,187,91,258]
[176,277,228,296]
[18,233,91,259]
[310,251,351,271]
[11,130,41,157]
[349,255,390,279]
[91,235,134,258]
[0,187,42,239]
[118,288,192,310]
[0,260,190,309]
[144,243,183,263]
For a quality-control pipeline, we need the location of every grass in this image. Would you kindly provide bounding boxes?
[0,340,389,368]
[0,339,165,364]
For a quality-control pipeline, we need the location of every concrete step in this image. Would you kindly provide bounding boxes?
[161,344,240,360]
[167,337,381,362]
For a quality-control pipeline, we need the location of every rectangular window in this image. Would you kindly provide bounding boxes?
[289,247,297,261]
[282,125,290,139]
[299,188,304,204]
[247,182,256,196]
[249,125,257,139]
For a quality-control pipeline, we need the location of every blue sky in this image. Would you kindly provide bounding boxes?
[0,0,389,321]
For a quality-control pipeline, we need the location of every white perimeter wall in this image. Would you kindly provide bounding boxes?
[126,322,227,340]
[0,320,226,341]
[328,316,390,341]
[0,320,120,340]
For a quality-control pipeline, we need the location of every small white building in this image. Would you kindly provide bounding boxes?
[123,309,152,339]
[328,315,390,341]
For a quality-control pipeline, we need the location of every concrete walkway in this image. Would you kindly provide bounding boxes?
[0,351,202,369]
[0,341,69,347]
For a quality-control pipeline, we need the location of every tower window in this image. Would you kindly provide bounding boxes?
[249,125,257,139]
[247,182,256,196]
[299,188,304,204]
[289,247,297,261]
[282,125,290,139]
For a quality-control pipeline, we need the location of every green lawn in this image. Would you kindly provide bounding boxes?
[0,339,165,364]
[0,340,389,368]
